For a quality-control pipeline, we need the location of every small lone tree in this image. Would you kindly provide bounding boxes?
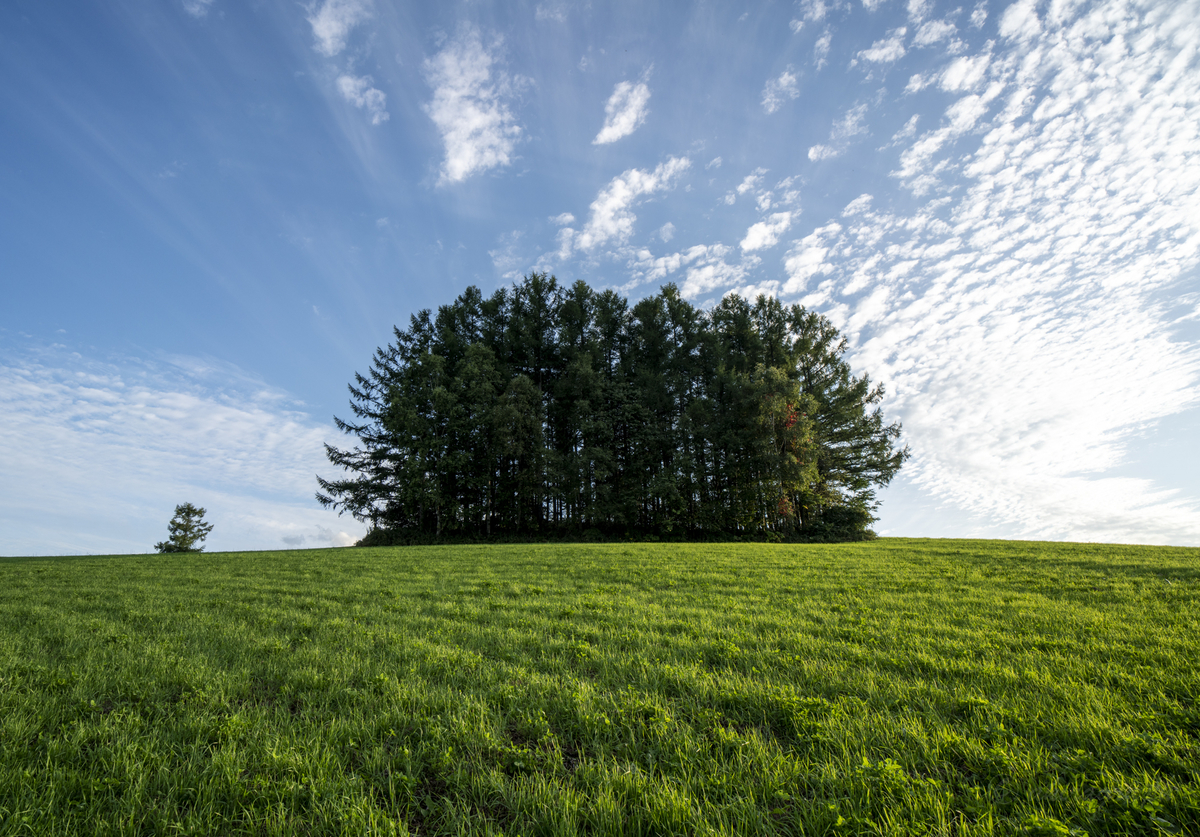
[154,503,213,553]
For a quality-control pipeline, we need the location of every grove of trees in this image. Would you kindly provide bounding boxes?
[318,274,908,543]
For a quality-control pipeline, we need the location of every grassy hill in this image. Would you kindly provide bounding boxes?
[1,539,1197,836]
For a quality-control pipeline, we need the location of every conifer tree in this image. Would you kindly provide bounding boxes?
[154,503,213,553]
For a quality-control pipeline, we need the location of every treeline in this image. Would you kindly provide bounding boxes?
[318,273,907,543]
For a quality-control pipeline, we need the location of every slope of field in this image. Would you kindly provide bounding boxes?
[0,540,1197,836]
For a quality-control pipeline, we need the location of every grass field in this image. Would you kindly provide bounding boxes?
[0,539,1197,836]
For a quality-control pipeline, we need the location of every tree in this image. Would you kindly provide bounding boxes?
[154,503,213,553]
[789,307,909,530]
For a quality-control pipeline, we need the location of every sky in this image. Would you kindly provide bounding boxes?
[2,0,1199,555]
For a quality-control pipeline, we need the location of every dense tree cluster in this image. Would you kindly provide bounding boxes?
[318,274,908,543]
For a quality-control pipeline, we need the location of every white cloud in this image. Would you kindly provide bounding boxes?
[857,27,908,63]
[741,212,795,252]
[842,194,874,216]
[535,2,568,22]
[800,0,829,23]
[892,80,1000,191]
[706,156,723,170]
[489,230,527,280]
[659,222,675,242]
[834,103,869,138]
[594,79,652,144]
[737,168,768,195]
[790,19,805,34]
[727,280,783,300]
[337,74,389,125]
[563,157,691,254]
[764,174,799,210]
[939,53,991,91]
[551,212,576,225]
[782,222,842,293]
[907,0,933,22]
[625,244,759,297]
[808,103,870,160]
[307,0,371,57]
[182,0,215,18]
[970,1,988,28]
[423,27,523,185]
[814,29,833,69]
[861,0,890,8]
[905,73,933,92]
[725,168,768,203]
[762,67,800,114]
[894,114,921,141]
[680,246,753,297]
[998,0,1041,41]
[0,346,364,555]
[914,19,958,46]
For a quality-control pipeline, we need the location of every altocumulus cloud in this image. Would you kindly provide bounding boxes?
[0,345,363,555]
[424,27,523,185]
[785,0,1200,544]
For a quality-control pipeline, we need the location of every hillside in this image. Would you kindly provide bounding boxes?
[1,540,1197,835]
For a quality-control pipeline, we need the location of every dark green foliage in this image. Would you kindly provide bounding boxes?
[153,502,212,553]
[318,274,908,543]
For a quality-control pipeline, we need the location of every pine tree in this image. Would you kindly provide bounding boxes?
[154,503,213,553]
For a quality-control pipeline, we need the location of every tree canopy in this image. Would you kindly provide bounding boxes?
[318,274,908,543]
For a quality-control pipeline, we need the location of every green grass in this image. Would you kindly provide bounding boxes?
[1,539,1197,836]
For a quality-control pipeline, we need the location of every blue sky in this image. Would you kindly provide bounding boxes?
[2,0,1199,554]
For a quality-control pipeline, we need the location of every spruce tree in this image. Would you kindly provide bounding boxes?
[154,503,213,553]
